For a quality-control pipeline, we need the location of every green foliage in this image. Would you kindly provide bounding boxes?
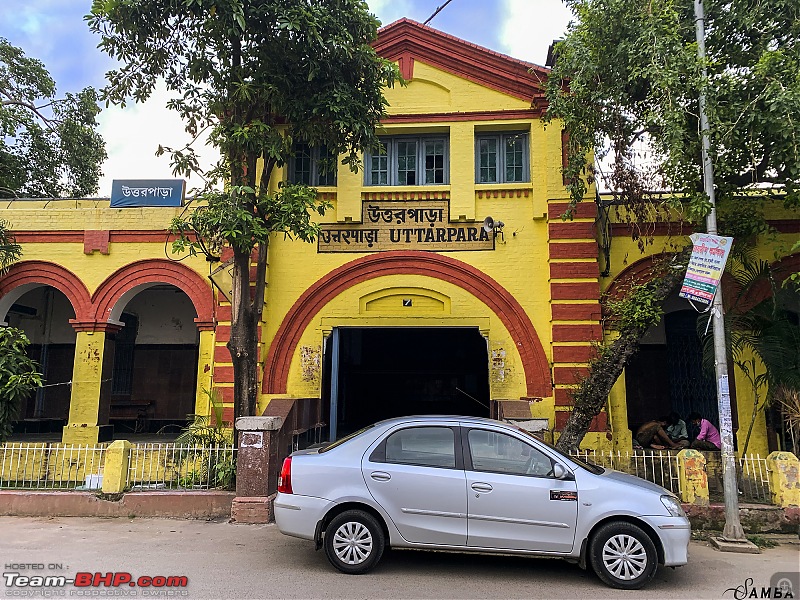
[0,327,43,442]
[170,183,331,257]
[0,219,21,274]
[0,38,106,198]
[545,0,800,224]
[176,388,232,447]
[605,284,664,333]
[174,389,235,489]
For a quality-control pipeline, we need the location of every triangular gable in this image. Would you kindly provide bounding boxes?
[374,19,549,108]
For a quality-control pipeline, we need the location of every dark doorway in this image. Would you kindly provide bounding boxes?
[322,328,490,439]
[626,309,734,436]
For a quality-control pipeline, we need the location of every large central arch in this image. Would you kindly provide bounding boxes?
[262,251,551,397]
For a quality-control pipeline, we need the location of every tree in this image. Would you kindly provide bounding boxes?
[545,0,800,450]
[88,0,400,420]
[0,38,106,198]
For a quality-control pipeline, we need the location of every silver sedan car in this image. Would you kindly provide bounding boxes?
[274,416,690,589]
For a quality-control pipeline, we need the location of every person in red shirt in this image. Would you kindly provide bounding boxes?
[688,412,721,450]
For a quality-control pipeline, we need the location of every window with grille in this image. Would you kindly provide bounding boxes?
[475,133,529,183]
[365,136,449,186]
[288,143,337,186]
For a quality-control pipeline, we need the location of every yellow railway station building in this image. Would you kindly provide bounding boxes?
[0,20,797,457]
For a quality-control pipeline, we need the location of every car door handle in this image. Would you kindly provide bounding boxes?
[471,483,493,493]
[370,471,391,482]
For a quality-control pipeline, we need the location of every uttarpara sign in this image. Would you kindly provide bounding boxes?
[110,179,185,207]
[317,200,494,253]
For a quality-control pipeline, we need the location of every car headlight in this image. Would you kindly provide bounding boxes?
[661,494,686,518]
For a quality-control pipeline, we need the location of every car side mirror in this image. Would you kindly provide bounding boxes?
[553,463,573,480]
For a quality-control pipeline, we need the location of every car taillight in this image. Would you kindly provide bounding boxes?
[277,456,293,494]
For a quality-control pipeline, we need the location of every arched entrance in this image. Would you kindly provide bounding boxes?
[264,251,550,396]
[90,260,214,436]
[0,262,90,436]
[264,251,550,439]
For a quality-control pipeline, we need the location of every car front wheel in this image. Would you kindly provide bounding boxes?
[324,510,385,574]
[589,521,658,589]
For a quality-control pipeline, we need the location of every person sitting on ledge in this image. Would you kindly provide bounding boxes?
[635,417,683,450]
[665,411,690,448]
[688,412,721,450]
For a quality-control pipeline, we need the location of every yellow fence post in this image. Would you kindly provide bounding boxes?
[766,451,800,508]
[677,449,709,506]
[101,440,132,494]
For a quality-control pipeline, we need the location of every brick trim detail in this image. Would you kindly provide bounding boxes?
[549,221,595,240]
[547,202,597,220]
[549,242,597,259]
[551,282,600,301]
[552,324,602,342]
[83,230,110,255]
[549,262,600,279]
[552,345,596,363]
[551,304,602,321]
[262,251,551,397]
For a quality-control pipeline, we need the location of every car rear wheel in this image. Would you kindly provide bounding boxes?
[324,510,385,574]
[589,521,658,589]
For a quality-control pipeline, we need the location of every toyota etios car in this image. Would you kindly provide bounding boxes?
[274,416,690,589]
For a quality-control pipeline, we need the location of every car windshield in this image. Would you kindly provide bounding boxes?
[511,425,605,475]
[318,425,375,453]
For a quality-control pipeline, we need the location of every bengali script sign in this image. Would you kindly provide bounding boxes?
[110,180,185,207]
[679,233,733,305]
[317,200,495,253]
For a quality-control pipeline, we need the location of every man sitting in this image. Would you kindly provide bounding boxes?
[635,418,684,450]
[665,411,690,448]
[688,412,721,450]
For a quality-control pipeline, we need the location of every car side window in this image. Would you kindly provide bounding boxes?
[381,427,457,469]
[467,429,554,477]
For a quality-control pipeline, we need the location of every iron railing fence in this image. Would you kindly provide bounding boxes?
[570,449,682,495]
[126,443,236,490]
[0,443,107,490]
[704,453,772,504]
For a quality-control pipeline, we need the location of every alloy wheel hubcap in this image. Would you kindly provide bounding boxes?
[332,521,373,565]
[602,534,647,580]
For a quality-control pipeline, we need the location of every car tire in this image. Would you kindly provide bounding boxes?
[588,521,658,590]
[324,510,385,574]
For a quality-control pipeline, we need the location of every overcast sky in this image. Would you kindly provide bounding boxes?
[0,0,573,196]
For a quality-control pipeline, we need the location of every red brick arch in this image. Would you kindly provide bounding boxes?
[736,253,800,311]
[607,252,800,313]
[0,261,92,321]
[90,259,214,325]
[262,251,551,397]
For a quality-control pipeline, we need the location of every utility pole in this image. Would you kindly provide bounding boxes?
[693,0,747,544]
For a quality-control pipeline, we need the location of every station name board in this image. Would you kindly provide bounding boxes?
[317,200,494,253]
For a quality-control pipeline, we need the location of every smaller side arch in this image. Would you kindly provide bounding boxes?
[737,253,800,311]
[0,261,92,322]
[90,259,214,325]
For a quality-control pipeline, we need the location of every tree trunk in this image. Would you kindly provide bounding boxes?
[228,247,260,420]
[555,333,645,452]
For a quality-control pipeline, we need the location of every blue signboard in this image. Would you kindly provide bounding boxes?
[110,179,184,207]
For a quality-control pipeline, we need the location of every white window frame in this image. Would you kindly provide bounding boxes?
[365,136,450,186]
[288,143,337,187]
[475,132,530,184]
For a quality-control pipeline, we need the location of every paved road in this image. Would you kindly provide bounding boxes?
[1,517,797,599]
